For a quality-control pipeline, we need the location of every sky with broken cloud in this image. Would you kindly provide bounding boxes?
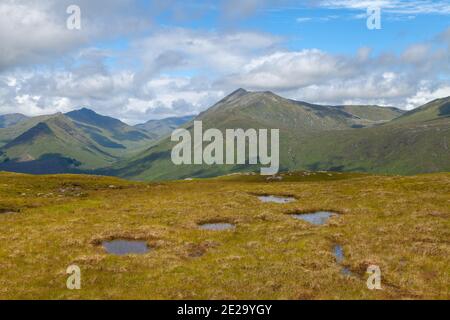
[0,0,449,124]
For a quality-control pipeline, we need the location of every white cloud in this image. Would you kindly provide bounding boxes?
[282,71,414,105]
[319,0,450,15]
[221,49,357,90]
[296,15,340,23]
[0,1,449,124]
[0,0,152,71]
[131,28,280,77]
[405,85,450,109]
[1,23,449,123]
[296,17,313,23]
[402,44,431,63]
[0,1,86,71]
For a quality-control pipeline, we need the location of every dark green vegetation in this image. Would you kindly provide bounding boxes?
[1,90,449,180]
[111,90,449,180]
[0,171,448,299]
[0,108,155,173]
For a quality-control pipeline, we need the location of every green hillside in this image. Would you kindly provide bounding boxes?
[65,108,158,154]
[109,89,431,181]
[196,89,404,131]
[388,97,450,125]
[0,109,156,173]
[284,118,450,174]
[1,92,447,179]
[0,114,55,147]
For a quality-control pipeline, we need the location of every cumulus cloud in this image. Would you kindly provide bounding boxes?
[0,1,449,124]
[0,0,152,71]
[283,71,415,106]
[220,50,358,90]
[131,28,280,77]
[1,23,449,123]
[405,85,450,109]
[0,1,86,71]
[0,47,226,123]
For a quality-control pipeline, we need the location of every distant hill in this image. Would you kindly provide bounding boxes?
[0,113,29,128]
[195,89,404,131]
[108,89,433,181]
[135,115,195,140]
[388,97,450,125]
[65,108,158,144]
[0,109,156,174]
[1,92,448,179]
[0,114,57,147]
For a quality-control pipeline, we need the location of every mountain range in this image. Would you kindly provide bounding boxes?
[0,109,161,174]
[0,113,29,129]
[0,89,449,179]
[135,115,196,140]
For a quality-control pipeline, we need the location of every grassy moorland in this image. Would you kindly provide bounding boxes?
[0,171,448,299]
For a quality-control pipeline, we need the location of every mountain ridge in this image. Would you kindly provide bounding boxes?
[0,113,29,129]
[108,90,445,181]
[1,91,448,178]
[135,115,196,140]
[0,109,156,173]
[197,89,405,132]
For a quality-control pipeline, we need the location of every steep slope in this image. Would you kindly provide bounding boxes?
[109,89,414,180]
[196,89,403,132]
[0,109,157,173]
[285,118,449,175]
[0,114,55,147]
[66,108,157,152]
[135,115,195,140]
[0,114,116,173]
[388,97,450,125]
[259,96,449,175]
[337,105,404,127]
[0,113,29,128]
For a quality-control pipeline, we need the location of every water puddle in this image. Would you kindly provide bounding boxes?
[199,223,235,231]
[291,211,337,225]
[333,245,352,276]
[258,195,296,204]
[102,239,150,255]
[333,245,345,263]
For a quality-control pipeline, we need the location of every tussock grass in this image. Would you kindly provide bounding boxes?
[0,171,448,299]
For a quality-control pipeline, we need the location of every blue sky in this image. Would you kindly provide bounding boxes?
[0,0,449,123]
[98,1,449,55]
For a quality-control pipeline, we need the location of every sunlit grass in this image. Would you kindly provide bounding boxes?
[0,171,448,299]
